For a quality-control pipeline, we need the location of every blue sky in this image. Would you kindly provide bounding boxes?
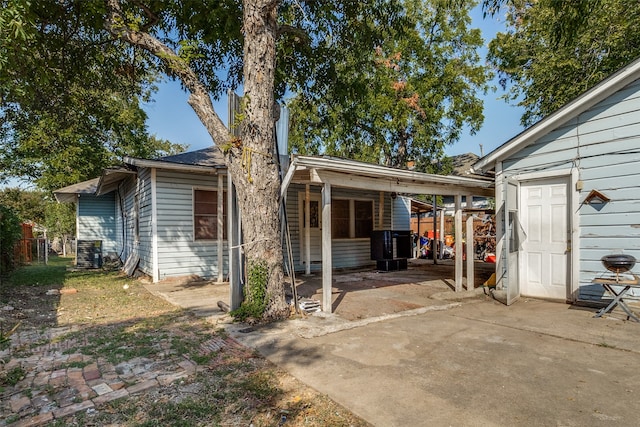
[142,5,526,159]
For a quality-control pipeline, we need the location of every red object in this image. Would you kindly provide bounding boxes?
[427,230,441,240]
[485,254,496,263]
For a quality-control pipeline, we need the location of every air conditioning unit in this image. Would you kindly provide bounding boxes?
[76,240,103,269]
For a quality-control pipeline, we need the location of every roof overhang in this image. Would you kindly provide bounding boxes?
[282,155,494,198]
[53,178,100,203]
[123,156,226,174]
[474,56,640,173]
[96,168,137,196]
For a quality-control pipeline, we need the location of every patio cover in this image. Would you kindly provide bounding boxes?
[278,155,495,313]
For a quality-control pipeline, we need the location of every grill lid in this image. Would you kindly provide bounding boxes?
[601,254,636,273]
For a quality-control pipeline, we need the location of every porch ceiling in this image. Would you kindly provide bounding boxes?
[283,155,494,197]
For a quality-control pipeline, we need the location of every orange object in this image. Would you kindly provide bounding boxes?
[426,230,442,240]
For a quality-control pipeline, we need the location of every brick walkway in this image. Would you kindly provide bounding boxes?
[0,325,226,427]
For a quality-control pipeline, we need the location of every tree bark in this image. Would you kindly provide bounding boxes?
[105,0,289,321]
[233,0,289,321]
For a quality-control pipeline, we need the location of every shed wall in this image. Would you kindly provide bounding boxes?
[500,79,640,300]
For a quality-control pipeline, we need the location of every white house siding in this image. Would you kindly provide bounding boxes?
[77,193,117,257]
[286,184,396,272]
[137,168,154,278]
[116,175,140,271]
[499,79,640,301]
[284,186,301,272]
[154,169,226,281]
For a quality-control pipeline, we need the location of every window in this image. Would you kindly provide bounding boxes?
[194,189,227,240]
[302,200,320,229]
[332,199,350,238]
[332,199,373,239]
[354,200,373,238]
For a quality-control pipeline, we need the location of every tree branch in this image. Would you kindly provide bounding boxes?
[277,24,310,43]
[130,0,160,32]
[104,0,232,151]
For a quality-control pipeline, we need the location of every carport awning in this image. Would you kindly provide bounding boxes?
[277,155,494,314]
[281,155,494,198]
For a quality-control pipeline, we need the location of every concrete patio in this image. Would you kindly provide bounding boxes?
[146,260,640,426]
[146,258,496,321]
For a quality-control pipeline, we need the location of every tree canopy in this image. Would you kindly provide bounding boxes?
[486,0,640,126]
[288,0,490,170]
[0,1,186,191]
[1,0,493,321]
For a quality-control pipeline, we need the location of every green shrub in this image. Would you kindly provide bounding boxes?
[0,205,22,275]
[231,260,269,322]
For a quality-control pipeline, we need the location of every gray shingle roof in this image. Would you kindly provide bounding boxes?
[159,146,225,167]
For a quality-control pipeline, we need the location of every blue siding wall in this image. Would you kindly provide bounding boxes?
[501,79,640,300]
[77,193,117,257]
[393,196,411,230]
[115,189,123,260]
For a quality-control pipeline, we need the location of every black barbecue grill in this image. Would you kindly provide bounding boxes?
[593,254,639,322]
[601,254,636,276]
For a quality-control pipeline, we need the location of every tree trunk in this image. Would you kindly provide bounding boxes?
[228,0,289,321]
[105,0,290,322]
[395,128,409,169]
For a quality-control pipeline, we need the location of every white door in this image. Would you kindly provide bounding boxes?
[520,177,570,300]
[299,192,322,264]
